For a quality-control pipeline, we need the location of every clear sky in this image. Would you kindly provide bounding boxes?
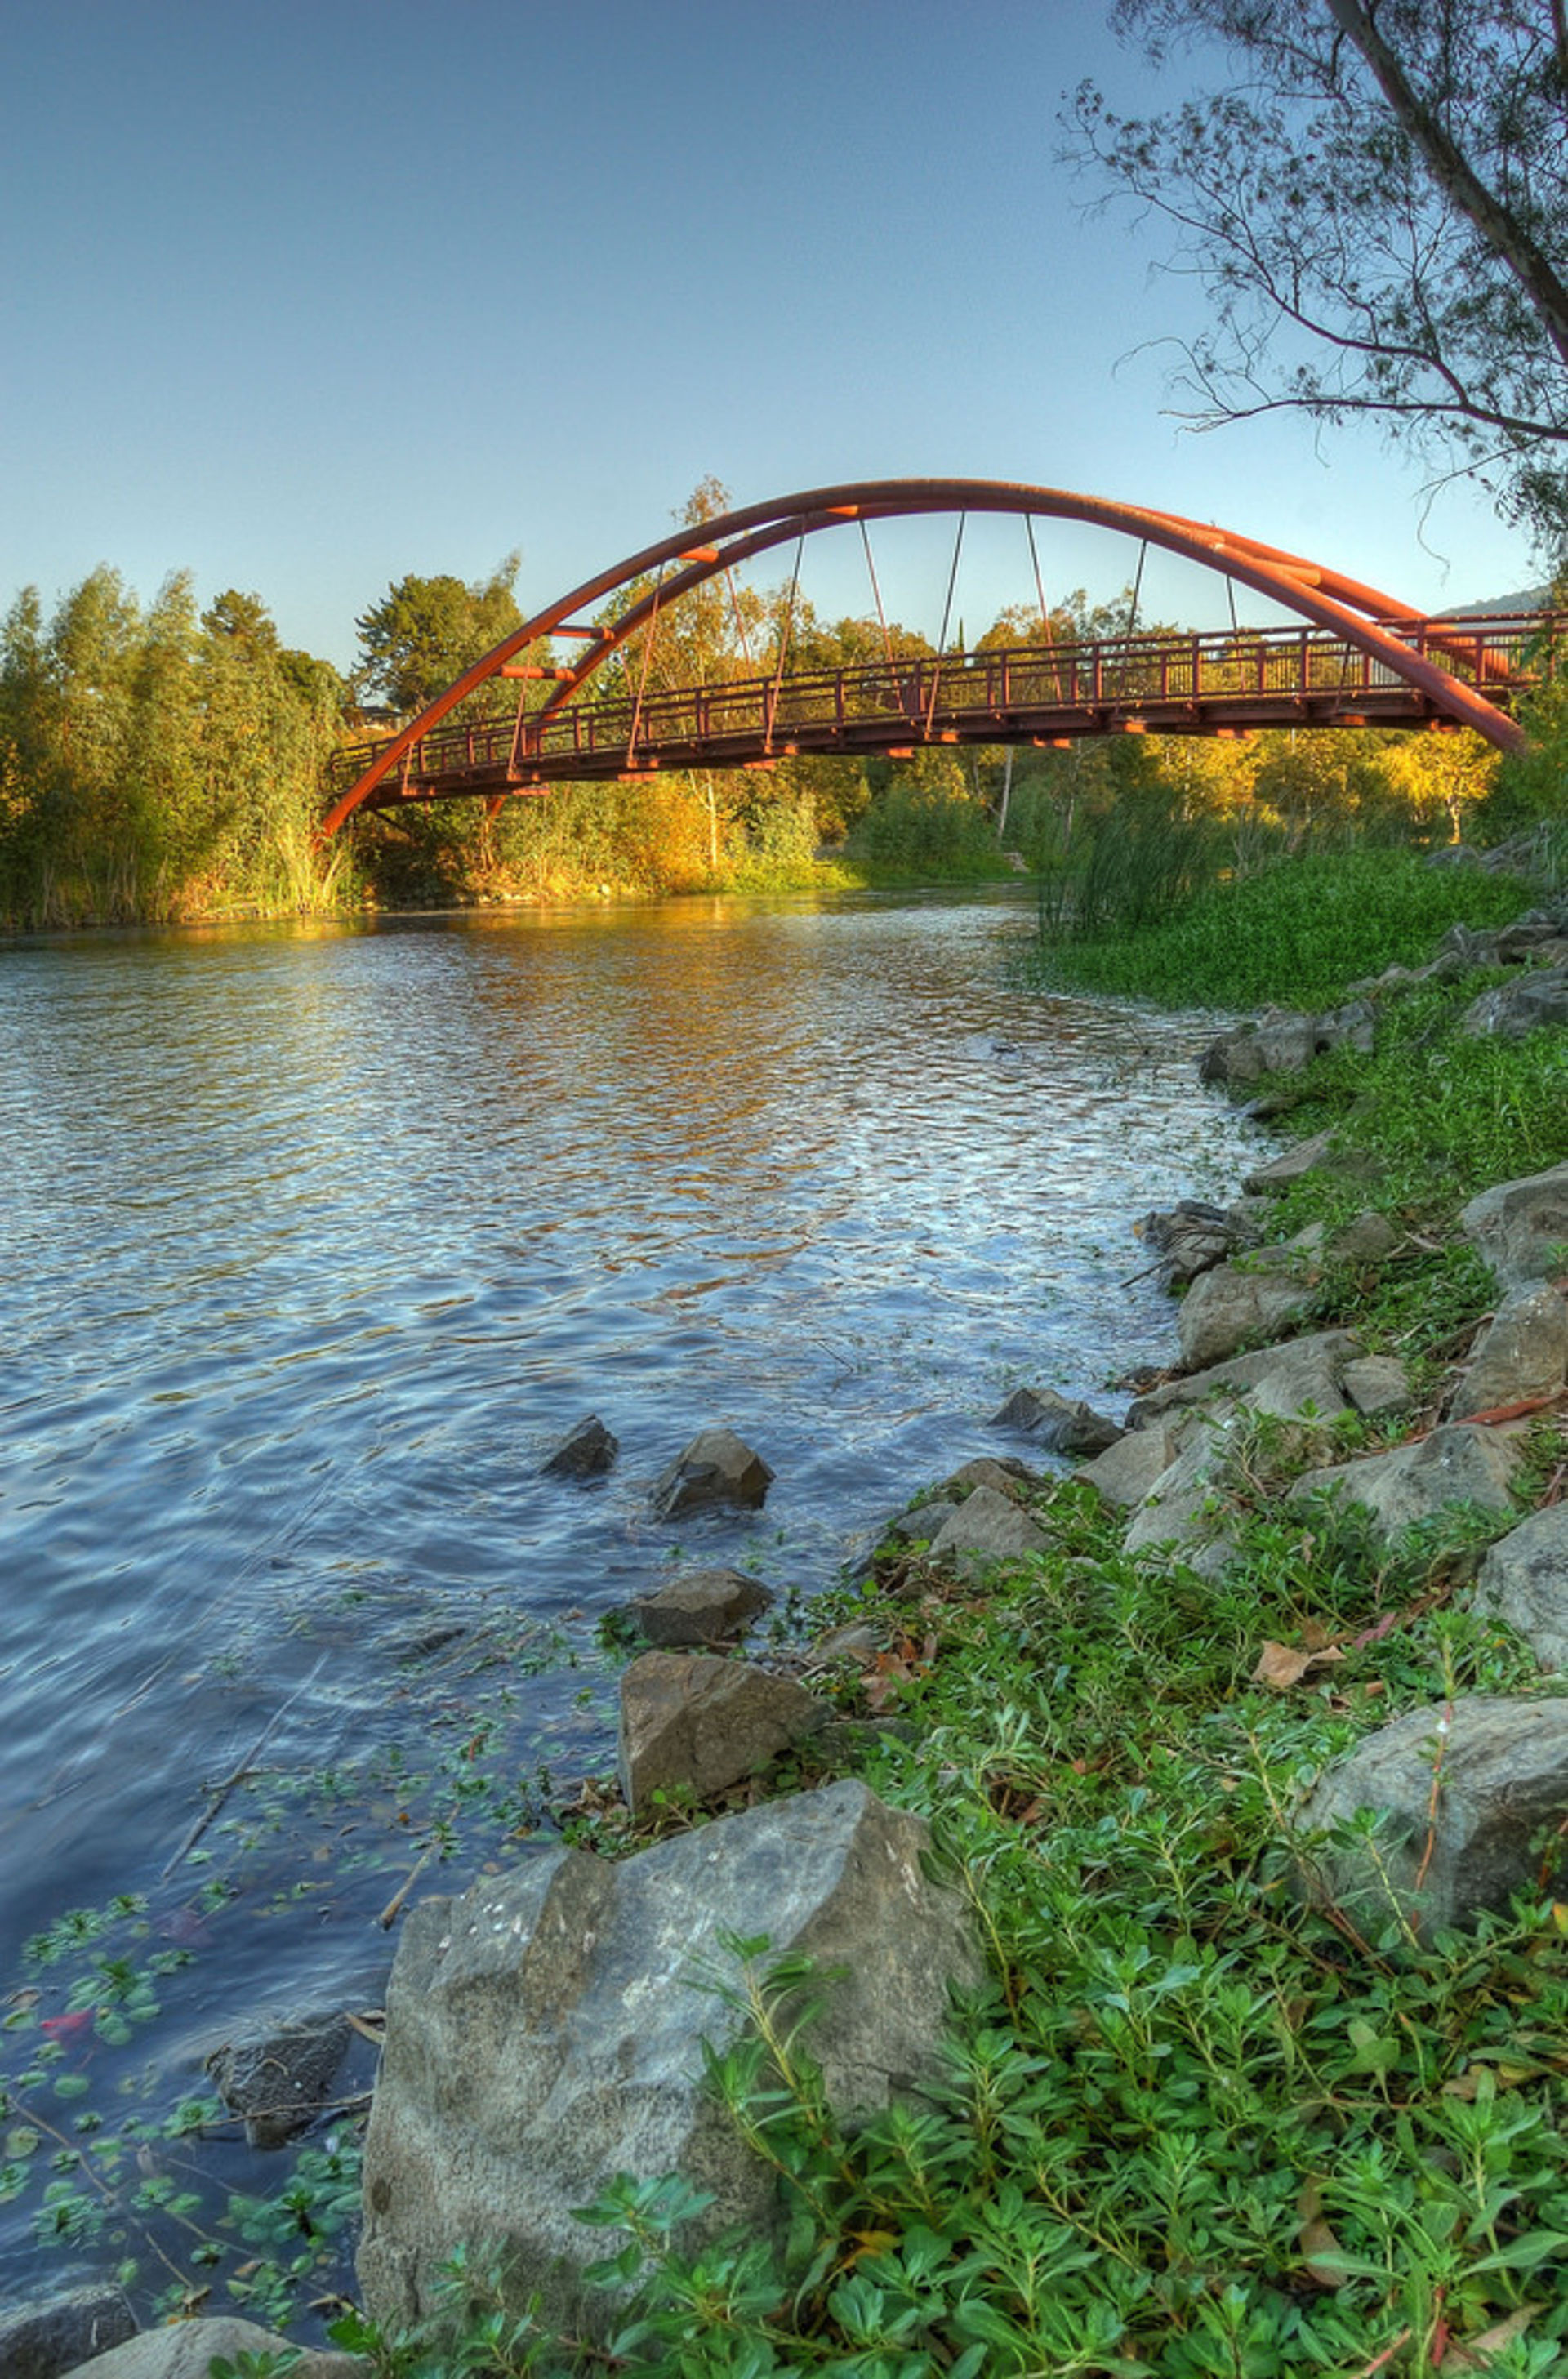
[2,0,1545,675]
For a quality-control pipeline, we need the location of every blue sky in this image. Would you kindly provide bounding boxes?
[2,0,1544,673]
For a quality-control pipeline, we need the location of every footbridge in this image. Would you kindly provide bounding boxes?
[322,480,1558,835]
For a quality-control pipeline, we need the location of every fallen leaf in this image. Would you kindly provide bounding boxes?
[1442,2304,1542,2370]
[1297,2178,1351,2288]
[1254,1640,1347,1691]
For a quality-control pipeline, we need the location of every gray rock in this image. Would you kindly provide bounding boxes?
[617,1652,828,1813]
[1121,1423,1236,1571]
[1315,998,1377,1056]
[1243,1128,1344,1195]
[357,1780,983,2338]
[1475,1504,1568,1671]
[1342,1354,1414,1419]
[1496,911,1566,961]
[1176,1261,1317,1370]
[938,1455,1038,1498]
[1461,1162,1568,1290]
[1450,1284,1568,1420]
[627,1569,773,1649]
[1441,922,1503,967]
[1297,1695,1568,1937]
[1137,1198,1254,1285]
[987,1386,1123,1455]
[1240,1340,1349,1424]
[1327,1211,1401,1266]
[206,2011,352,2149]
[925,1484,1050,1574]
[876,1499,960,1550]
[1125,1329,1362,1428]
[541,1414,618,1479]
[806,1619,888,1665]
[1293,1423,1521,1539]
[1459,968,1568,1040]
[1079,1423,1181,1508]
[1198,1009,1319,1089]
[60,2319,366,2379]
[0,2286,135,2379]
[652,1427,774,1521]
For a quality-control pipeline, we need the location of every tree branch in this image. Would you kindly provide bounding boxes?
[1325,0,1568,369]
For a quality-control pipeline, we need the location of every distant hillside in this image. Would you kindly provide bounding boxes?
[1443,584,1552,615]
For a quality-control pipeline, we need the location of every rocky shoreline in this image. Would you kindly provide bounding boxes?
[15,876,1568,2378]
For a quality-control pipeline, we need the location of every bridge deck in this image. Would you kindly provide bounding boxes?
[330,613,1556,809]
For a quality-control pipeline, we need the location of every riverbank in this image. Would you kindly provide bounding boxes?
[11,863,1568,2376]
[330,859,1568,2377]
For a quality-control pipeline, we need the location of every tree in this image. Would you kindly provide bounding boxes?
[1070,1,1568,543]
[354,555,523,713]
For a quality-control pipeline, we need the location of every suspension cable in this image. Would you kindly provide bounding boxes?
[861,519,914,728]
[764,528,805,752]
[724,564,755,671]
[1026,514,1062,702]
[924,512,966,741]
[625,563,666,765]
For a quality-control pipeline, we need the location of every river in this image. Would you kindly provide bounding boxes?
[0,888,1263,2321]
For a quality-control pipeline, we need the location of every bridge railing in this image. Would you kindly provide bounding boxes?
[327,613,1560,795]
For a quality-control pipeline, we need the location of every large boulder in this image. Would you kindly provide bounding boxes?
[59,2319,365,2378]
[652,1428,774,1520]
[1461,1162,1568,1290]
[617,1652,828,1813]
[1450,1283,1568,1419]
[1297,1695,1568,1936]
[627,1568,773,1649]
[1293,1423,1521,1540]
[0,2286,134,2379]
[357,1780,983,2338]
[1474,1504,1568,1672]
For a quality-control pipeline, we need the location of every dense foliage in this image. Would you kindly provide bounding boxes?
[0,572,348,929]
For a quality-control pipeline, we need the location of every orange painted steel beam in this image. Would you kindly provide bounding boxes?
[319,479,1536,836]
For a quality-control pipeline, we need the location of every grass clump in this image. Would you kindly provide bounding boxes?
[1031,850,1530,1011]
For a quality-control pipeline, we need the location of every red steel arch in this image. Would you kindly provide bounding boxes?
[320,478,1527,836]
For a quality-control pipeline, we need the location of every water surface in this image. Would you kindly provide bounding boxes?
[0,889,1261,2310]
